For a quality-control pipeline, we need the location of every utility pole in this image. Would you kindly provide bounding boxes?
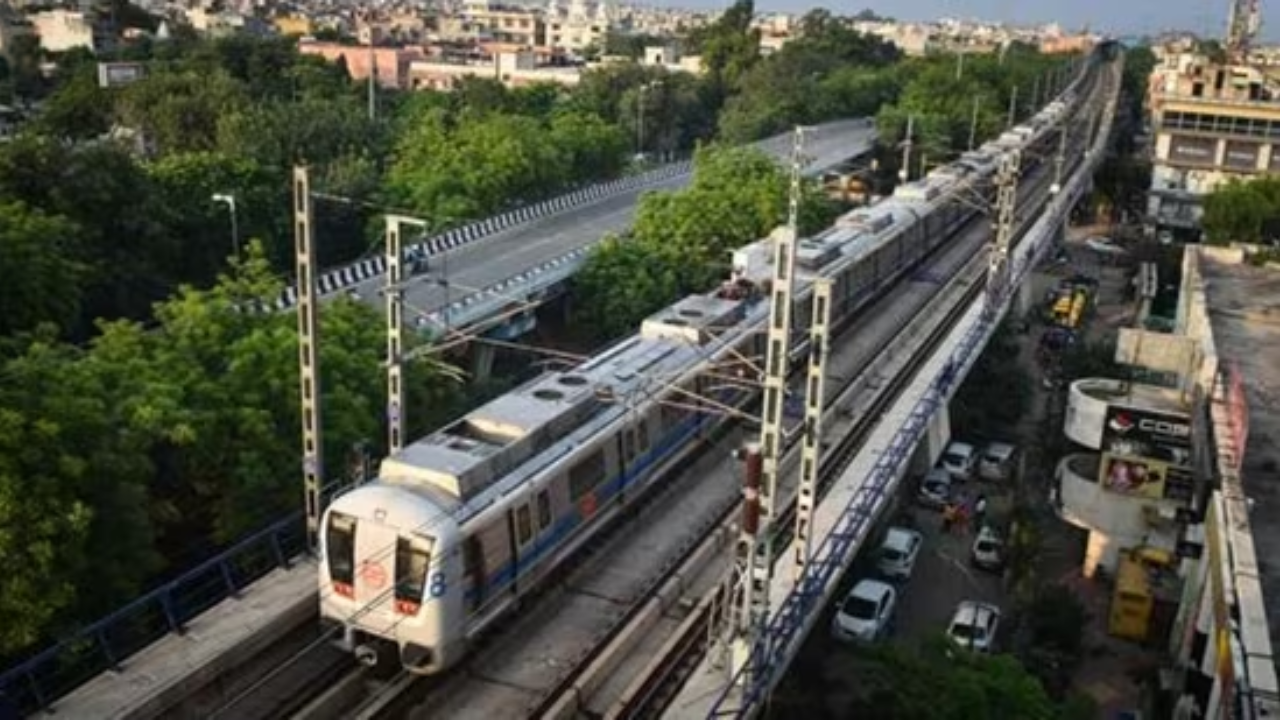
[792,278,832,583]
[732,125,806,685]
[986,150,1021,310]
[1031,75,1041,112]
[955,50,964,81]
[968,96,981,151]
[1051,117,1068,196]
[899,115,914,183]
[294,166,325,552]
[364,9,377,121]
[385,216,428,455]
[1007,86,1019,129]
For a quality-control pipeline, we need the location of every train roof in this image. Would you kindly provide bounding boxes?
[379,330,708,502]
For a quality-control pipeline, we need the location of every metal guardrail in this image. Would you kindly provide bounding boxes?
[707,55,1119,717]
[418,134,881,336]
[0,514,307,715]
[265,160,695,312]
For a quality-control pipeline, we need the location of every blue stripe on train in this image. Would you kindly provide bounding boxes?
[462,412,708,605]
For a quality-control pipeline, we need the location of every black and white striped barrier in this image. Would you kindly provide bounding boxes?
[418,245,592,332]
[269,160,694,311]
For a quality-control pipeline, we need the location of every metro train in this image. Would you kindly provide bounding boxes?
[317,62,1101,674]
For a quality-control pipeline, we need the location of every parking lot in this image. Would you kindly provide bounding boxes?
[892,493,1008,647]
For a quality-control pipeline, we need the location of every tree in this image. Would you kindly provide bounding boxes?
[1202,176,1280,245]
[0,333,159,653]
[771,638,1058,719]
[687,0,760,105]
[116,68,249,155]
[949,324,1032,443]
[572,145,837,342]
[0,136,172,328]
[146,151,280,284]
[35,65,113,140]
[0,201,86,336]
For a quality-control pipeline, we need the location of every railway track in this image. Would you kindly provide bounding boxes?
[216,70,1107,720]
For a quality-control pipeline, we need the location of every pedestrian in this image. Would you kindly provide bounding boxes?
[974,494,988,530]
[954,504,970,535]
[941,503,957,533]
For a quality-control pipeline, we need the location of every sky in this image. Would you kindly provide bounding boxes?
[682,0,1279,42]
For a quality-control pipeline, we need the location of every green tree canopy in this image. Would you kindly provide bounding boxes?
[1202,176,1280,245]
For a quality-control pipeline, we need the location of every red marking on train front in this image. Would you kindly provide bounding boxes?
[359,561,387,590]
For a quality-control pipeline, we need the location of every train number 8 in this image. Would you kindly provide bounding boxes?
[429,571,447,598]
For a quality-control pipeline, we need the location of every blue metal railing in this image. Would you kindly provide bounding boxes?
[706,57,1113,715]
[0,513,307,715]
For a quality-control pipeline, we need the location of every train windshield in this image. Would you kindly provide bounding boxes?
[326,512,357,593]
[394,535,435,613]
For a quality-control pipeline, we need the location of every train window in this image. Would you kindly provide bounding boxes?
[638,420,650,452]
[568,450,606,500]
[394,535,433,613]
[537,490,551,529]
[325,512,356,588]
[516,504,532,545]
[623,429,635,460]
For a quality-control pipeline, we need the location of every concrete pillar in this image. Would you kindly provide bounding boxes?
[1083,529,1119,578]
[1016,269,1037,319]
[472,342,495,384]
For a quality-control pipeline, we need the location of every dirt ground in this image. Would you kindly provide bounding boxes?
[1197,256,1280,654]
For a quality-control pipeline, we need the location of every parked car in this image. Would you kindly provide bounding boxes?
[970,526,1005,572]
[831,578,898,643]
[978,442,1018,482]
[916,467,953,509]
[946,601,1002,653]
[940,441,978,481]
[876,527,924,581]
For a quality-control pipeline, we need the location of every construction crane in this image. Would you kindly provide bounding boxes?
[1226,0,1261,62]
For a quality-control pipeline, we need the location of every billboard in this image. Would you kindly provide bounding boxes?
[97,62,146,89]
[1099,452,1168,498]
[1101,405,1195,502]
[1223,141,1260,170]
[1167,135,1217,166]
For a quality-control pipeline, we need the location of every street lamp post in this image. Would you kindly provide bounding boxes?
[637,81,662,161]
[212,193,239,258]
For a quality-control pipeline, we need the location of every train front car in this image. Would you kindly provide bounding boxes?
[318,481,465,674]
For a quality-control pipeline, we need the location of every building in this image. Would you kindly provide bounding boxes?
[408,47,580,90]
[1146,53,1280,242]
[1049,247,1280,718]
[544,0,612,53]
[298,41,424,89]
[29,9,108,53]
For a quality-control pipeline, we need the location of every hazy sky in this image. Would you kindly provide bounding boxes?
[681,0,1277,41]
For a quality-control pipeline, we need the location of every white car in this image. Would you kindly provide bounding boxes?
[875,527,923,581]
[941,441,978,481]
[916,467,953,509]
[977,442,1017,482]
[946,601,1002,653]
[831,578,897,643]
[970,526,1005,572]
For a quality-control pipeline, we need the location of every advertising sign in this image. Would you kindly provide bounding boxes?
[1101,405,1195,501]
[1223,141,1260,170]
[1168,135,1217,166]
[1099,452,1168,498]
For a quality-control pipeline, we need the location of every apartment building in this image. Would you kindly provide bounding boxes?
[1147,53,1280,241]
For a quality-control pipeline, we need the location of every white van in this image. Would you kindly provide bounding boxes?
[978,442,1018,482]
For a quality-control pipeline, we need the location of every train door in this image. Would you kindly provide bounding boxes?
[463,535,486,616]
[352,517,400,631]
[509,501,535,593]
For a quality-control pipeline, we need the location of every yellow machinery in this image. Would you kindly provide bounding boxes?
[1109,547,1179,642]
